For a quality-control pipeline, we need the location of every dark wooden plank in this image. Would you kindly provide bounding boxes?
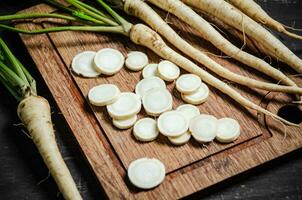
[13,1,302,199]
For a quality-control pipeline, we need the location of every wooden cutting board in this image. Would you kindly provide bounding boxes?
[17,3,302,199]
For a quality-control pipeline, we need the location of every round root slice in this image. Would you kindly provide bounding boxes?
[190,114,218,143]
[142,63,158,78]
[176,104,200,122]
[216,118,241,143]
[133,118,159,142]
[176,74,202,94]
[158,111,189,137]
[112,115,137,129]
[107,92,141,119]
[125,51,149,71]
[71,51,100,78]
[181,83,209,105]
[142,88,173,116]
[88,84,120,106]
[157,60,180,81]
[135,77,166,98]
[168,131,191,145]
[94,48,124,75]
[128,157,165,189]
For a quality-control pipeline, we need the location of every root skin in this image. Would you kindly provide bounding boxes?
[183,0,302,74]
[17,95,82,200]
[129,24,299,126]
[227,0,302,40]
[146,0,297,87]
[124,0,302,94]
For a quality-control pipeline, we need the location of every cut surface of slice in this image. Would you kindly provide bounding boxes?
[107,92,141,119]
[112,115,137,129]
[176,104,200,122]
[190,114,218,143]
[142,63,158,78]
[135,77,166,98]
[157,60,180,81]
[71,51,100,77]
[176,74,202,94]
[125,51,149,71]
[133,118,159,142]
[88,84,120,106]
[181,83,209,105]
[128,157,165,189]
[158,111,189,137]
[216,118,241,143]
[142,88,173,116]
[94,48,124,75]
[168,131,191,145]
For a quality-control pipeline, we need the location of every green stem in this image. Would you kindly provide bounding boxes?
[73,0,107,17]
[0,60,27,90]
[95,0,132,32]
[72,11,105,25]
[17,59,37,94]
[0,38,29,86]
[0,73,22,101]
[43,0,105,25]
[0,13,77,22]
[66,0,118,26]
[0,24,129,36]
[0,51,4,61]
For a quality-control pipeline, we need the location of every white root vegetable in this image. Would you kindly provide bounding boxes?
[71,51,100,78]
[125,51,149,71]
[216,117,241,143]
[146,0,297,87]
[168,131,191,145]
[128,157,165,189]
[123,0,302,93]
[142,63,158,78]
[183,0,302,74]
[133,118,159,142]
[112,115,137,129]
[107,92,141,119]
[135,76,166,98]
[190,114,218,143]
[227,0,302,40]
[181,82,209,105]
[88,84,120,106]
[157,111,189,137]
[17,96,82,200]
[176,104,200,121]
[129,24,298,126]
[157,60,180,81]
[94,48,124,75]
[142,88,172,116]
[176,74,201,94]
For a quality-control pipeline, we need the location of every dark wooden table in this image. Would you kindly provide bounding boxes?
[0,1,301,200]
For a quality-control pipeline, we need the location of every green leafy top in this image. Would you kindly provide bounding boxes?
[0,38,36,101]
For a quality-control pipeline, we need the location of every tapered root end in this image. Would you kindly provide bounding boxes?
[283,29,302,40]
[274,115,300,127]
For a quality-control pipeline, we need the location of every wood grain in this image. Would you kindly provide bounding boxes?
[17,3,302,199]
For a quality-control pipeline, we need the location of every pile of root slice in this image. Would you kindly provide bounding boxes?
[84,47,240,146]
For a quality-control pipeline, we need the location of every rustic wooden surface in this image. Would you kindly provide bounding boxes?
[0,0,302,200]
